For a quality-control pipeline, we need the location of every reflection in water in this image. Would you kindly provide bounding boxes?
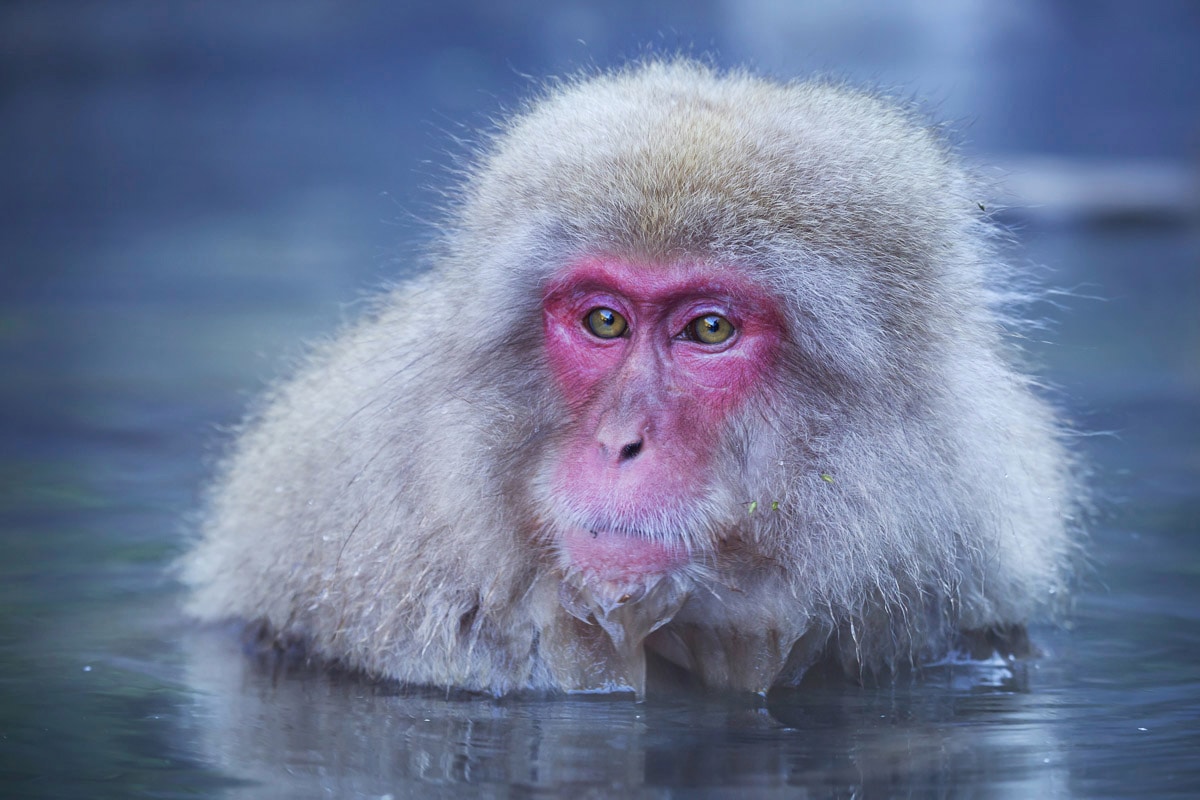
[180,624,1071,797]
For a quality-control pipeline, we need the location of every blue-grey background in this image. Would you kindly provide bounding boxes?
[1,1,1197,797]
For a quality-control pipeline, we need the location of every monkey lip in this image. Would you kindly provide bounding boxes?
[560,525,689,582]
[558,525,693,628]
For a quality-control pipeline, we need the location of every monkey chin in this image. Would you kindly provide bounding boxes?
[556,525,694,668]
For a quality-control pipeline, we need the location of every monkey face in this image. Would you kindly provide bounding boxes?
[538,257,784,608]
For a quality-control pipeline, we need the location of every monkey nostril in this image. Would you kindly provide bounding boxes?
[619,439,643,461]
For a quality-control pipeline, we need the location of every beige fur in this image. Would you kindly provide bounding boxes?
[182,61,1080,695]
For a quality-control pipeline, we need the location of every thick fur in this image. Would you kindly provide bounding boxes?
[182,61,1078,695]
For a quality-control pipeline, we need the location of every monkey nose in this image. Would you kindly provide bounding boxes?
[595,412,649,464]
[619,439,644,461]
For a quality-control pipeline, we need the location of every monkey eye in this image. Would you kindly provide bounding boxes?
[585,307,628,339]
[686,314,735,345]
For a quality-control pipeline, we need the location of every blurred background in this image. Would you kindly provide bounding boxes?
[1,1,1197,797]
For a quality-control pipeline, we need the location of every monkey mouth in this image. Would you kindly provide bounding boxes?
[559,525,690,583]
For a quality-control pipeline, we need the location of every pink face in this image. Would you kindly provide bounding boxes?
[541,258,784,583]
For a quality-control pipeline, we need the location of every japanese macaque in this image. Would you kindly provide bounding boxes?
[182,60,1078,696]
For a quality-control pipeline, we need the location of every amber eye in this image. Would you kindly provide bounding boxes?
[688,314,735,344]
[585,307,628,339]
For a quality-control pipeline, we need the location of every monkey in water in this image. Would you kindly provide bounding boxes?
[183,60,1079,697]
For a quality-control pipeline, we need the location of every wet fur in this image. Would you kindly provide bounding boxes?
[182,61,1079,694]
